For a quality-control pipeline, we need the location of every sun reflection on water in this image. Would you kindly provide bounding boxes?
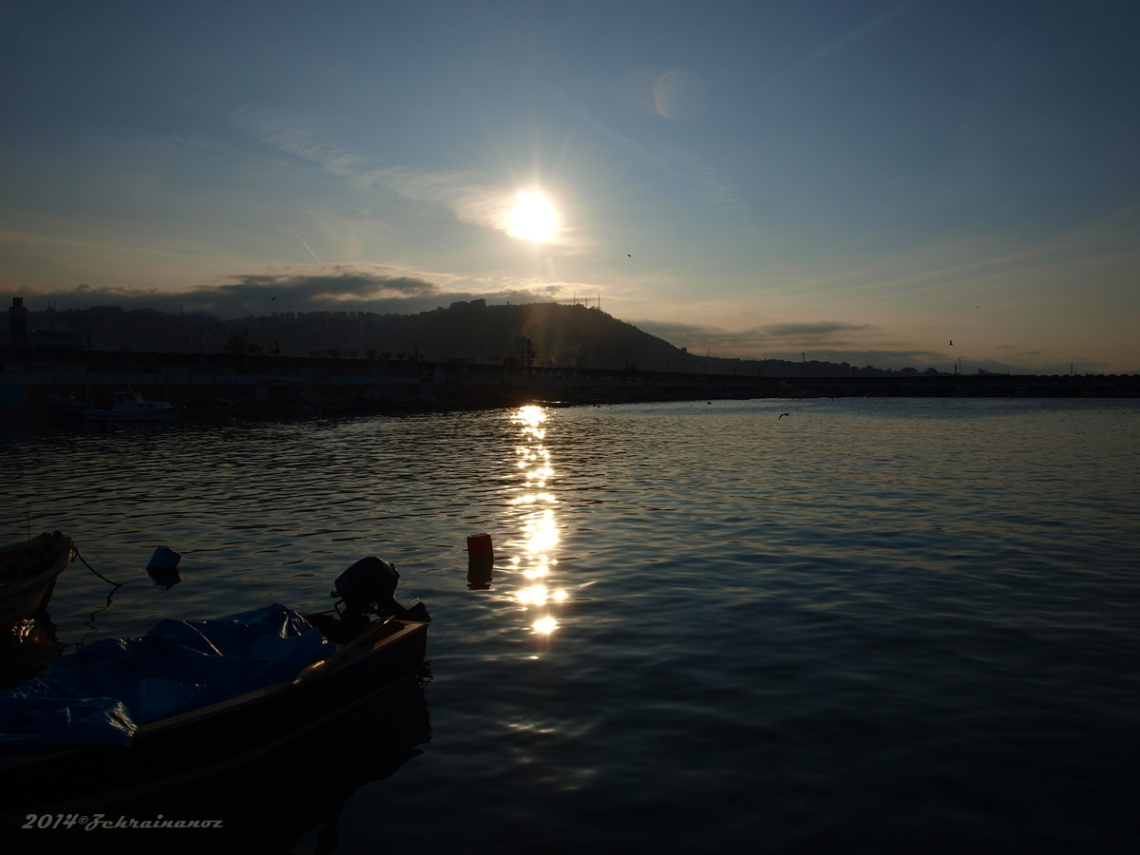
[510,405,567,636]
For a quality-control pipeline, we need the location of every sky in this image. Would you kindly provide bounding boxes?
[2,0,1138,374]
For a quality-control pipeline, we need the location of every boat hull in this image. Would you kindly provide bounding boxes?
[0,613,429,813]
[82,390,178,421]
[0,533,73,629]
[82,407,178,422]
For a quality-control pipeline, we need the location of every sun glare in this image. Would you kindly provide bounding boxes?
[508,191,558,243]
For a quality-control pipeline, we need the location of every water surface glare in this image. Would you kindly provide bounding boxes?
[2,398,1138,853]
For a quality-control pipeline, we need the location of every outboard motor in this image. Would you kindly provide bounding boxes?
[332,556,401,621]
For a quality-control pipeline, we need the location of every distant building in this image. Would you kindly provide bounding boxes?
[29,328,85,350]
[4,297,85,351]
[7,297,28,348]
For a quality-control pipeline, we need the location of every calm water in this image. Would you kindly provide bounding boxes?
[2,397,1139,853]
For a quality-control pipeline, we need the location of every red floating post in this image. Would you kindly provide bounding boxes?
[466,533,494,559]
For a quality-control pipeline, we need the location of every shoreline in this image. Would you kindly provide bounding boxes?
[3,350,1138,421]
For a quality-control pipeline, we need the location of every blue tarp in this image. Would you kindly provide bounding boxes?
[0,604,331,752]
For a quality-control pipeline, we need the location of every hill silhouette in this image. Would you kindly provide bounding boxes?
[7,298,1140,408]
[408,300,695,371]
[10,298,916,377]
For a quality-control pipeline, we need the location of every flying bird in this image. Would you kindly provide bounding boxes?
[778,412,789,419]
[949,340,953,346]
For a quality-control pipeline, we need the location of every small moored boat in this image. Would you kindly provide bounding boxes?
[83,390,178,422]
[0,555,429,813]
[0,531,73,631]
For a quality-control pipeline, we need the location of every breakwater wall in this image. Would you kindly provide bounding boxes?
[2,351,1137,419]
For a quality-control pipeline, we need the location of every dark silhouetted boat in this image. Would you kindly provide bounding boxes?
[83,390,178,422]
[0,556,429,816]
[0,531,73,632]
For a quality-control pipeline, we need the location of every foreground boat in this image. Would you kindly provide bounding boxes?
[0,531,73,631]
[0,556,429,814]
[61,675,431,852]
[83,390,178,422]
[0,614,64,692]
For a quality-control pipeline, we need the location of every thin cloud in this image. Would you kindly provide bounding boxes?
[234,109,557,242]
[292,231,322,264]
[539,82,752,222]
[787,0,924,75]
[220,269,438,300]
[1,263,586,319]
[636,319,875,349]
[374,166,513,233]
[787,204,1140,310]
[764,322,874,338]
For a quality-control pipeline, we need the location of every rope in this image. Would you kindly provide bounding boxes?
[72,545,124,588]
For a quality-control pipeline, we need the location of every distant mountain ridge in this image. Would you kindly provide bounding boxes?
[7,298,925,377]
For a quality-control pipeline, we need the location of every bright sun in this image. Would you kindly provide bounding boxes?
[507,190,558,243]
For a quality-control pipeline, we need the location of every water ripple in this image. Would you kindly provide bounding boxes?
[2,399,1138,851]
